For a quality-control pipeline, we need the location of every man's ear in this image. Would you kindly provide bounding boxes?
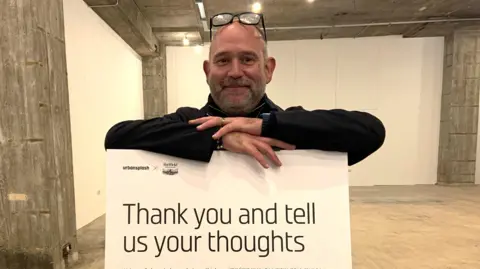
[203,60,210,78]
[264,57,276,84]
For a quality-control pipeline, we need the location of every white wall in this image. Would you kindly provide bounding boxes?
[166,36,444,186]
[63,0,144,228]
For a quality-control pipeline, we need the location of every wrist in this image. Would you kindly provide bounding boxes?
[260,113,276,137]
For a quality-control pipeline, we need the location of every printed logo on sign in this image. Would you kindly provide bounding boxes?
[122,165,157,171]
[162,162,178,175]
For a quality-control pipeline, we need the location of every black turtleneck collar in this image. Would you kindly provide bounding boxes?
[201,94,282,118]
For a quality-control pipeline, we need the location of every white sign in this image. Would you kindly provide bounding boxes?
[105,150,352,269]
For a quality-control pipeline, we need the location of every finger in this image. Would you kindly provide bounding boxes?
[212,123,236,139]
[244,143,270,169]
[253,140,282,166]
[197,118,223,131]
[256,137,296,150]
[188,117,212,124]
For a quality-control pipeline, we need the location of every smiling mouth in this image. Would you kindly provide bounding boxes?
[223,86,249,90]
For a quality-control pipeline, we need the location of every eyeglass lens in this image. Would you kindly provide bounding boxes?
[212,14,233,26]
[212,13,261,26]
[239,13,261,24]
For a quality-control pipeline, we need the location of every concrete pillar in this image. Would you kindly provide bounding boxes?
[142,44,168,119]
[0,0,78,268]
[438,27,480,184]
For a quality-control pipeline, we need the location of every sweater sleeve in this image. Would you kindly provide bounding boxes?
[261,106,386,166]
[104,107,220,162]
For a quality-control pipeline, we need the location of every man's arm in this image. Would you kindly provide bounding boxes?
[261,107,386,166]
[104,108,220,162]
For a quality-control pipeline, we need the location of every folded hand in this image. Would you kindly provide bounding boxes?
[189,116,262,139]
[222,132,295,169]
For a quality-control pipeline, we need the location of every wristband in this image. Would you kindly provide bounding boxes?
[261,112,276,137]
[216,136,224,150]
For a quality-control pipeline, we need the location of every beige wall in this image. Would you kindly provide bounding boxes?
[63,0,144,228]
[166,36,445,186]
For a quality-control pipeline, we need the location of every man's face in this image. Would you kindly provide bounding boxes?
[204,22,275,115]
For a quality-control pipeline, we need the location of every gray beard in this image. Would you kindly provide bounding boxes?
[220,103,256,116]
[209,86,265,116]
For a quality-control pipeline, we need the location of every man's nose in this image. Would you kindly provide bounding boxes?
[227,59,243,78]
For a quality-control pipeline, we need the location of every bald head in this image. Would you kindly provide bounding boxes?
[209,22,268,60]
[203,21,276,116]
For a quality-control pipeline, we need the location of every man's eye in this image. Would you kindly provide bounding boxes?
[216,59,228,64]
[242,57,255,64]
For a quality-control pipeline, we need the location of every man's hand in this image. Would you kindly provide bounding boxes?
[221,132,295,169]
[189,116,262,139]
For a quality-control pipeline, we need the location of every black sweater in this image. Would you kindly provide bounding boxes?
[105,95,386,166]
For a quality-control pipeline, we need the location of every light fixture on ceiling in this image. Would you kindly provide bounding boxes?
[252,2,262,13]
[183,36,190,46]
[307,0,315,2]
[195,0,206,19]
[201,20,208,31]
[419,6,427,11]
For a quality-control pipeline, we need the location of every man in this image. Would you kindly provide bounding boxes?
[104,16,386,169]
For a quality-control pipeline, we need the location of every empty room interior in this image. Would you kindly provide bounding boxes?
[1,0,480,268]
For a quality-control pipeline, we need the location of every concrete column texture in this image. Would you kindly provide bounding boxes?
[438,26,480,184]
[142,44,168,119]
[0,0,78,268]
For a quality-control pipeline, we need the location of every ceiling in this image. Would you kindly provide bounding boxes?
[132,0,480,46]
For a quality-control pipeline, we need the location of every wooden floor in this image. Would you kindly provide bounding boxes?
[69,185,480,269]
